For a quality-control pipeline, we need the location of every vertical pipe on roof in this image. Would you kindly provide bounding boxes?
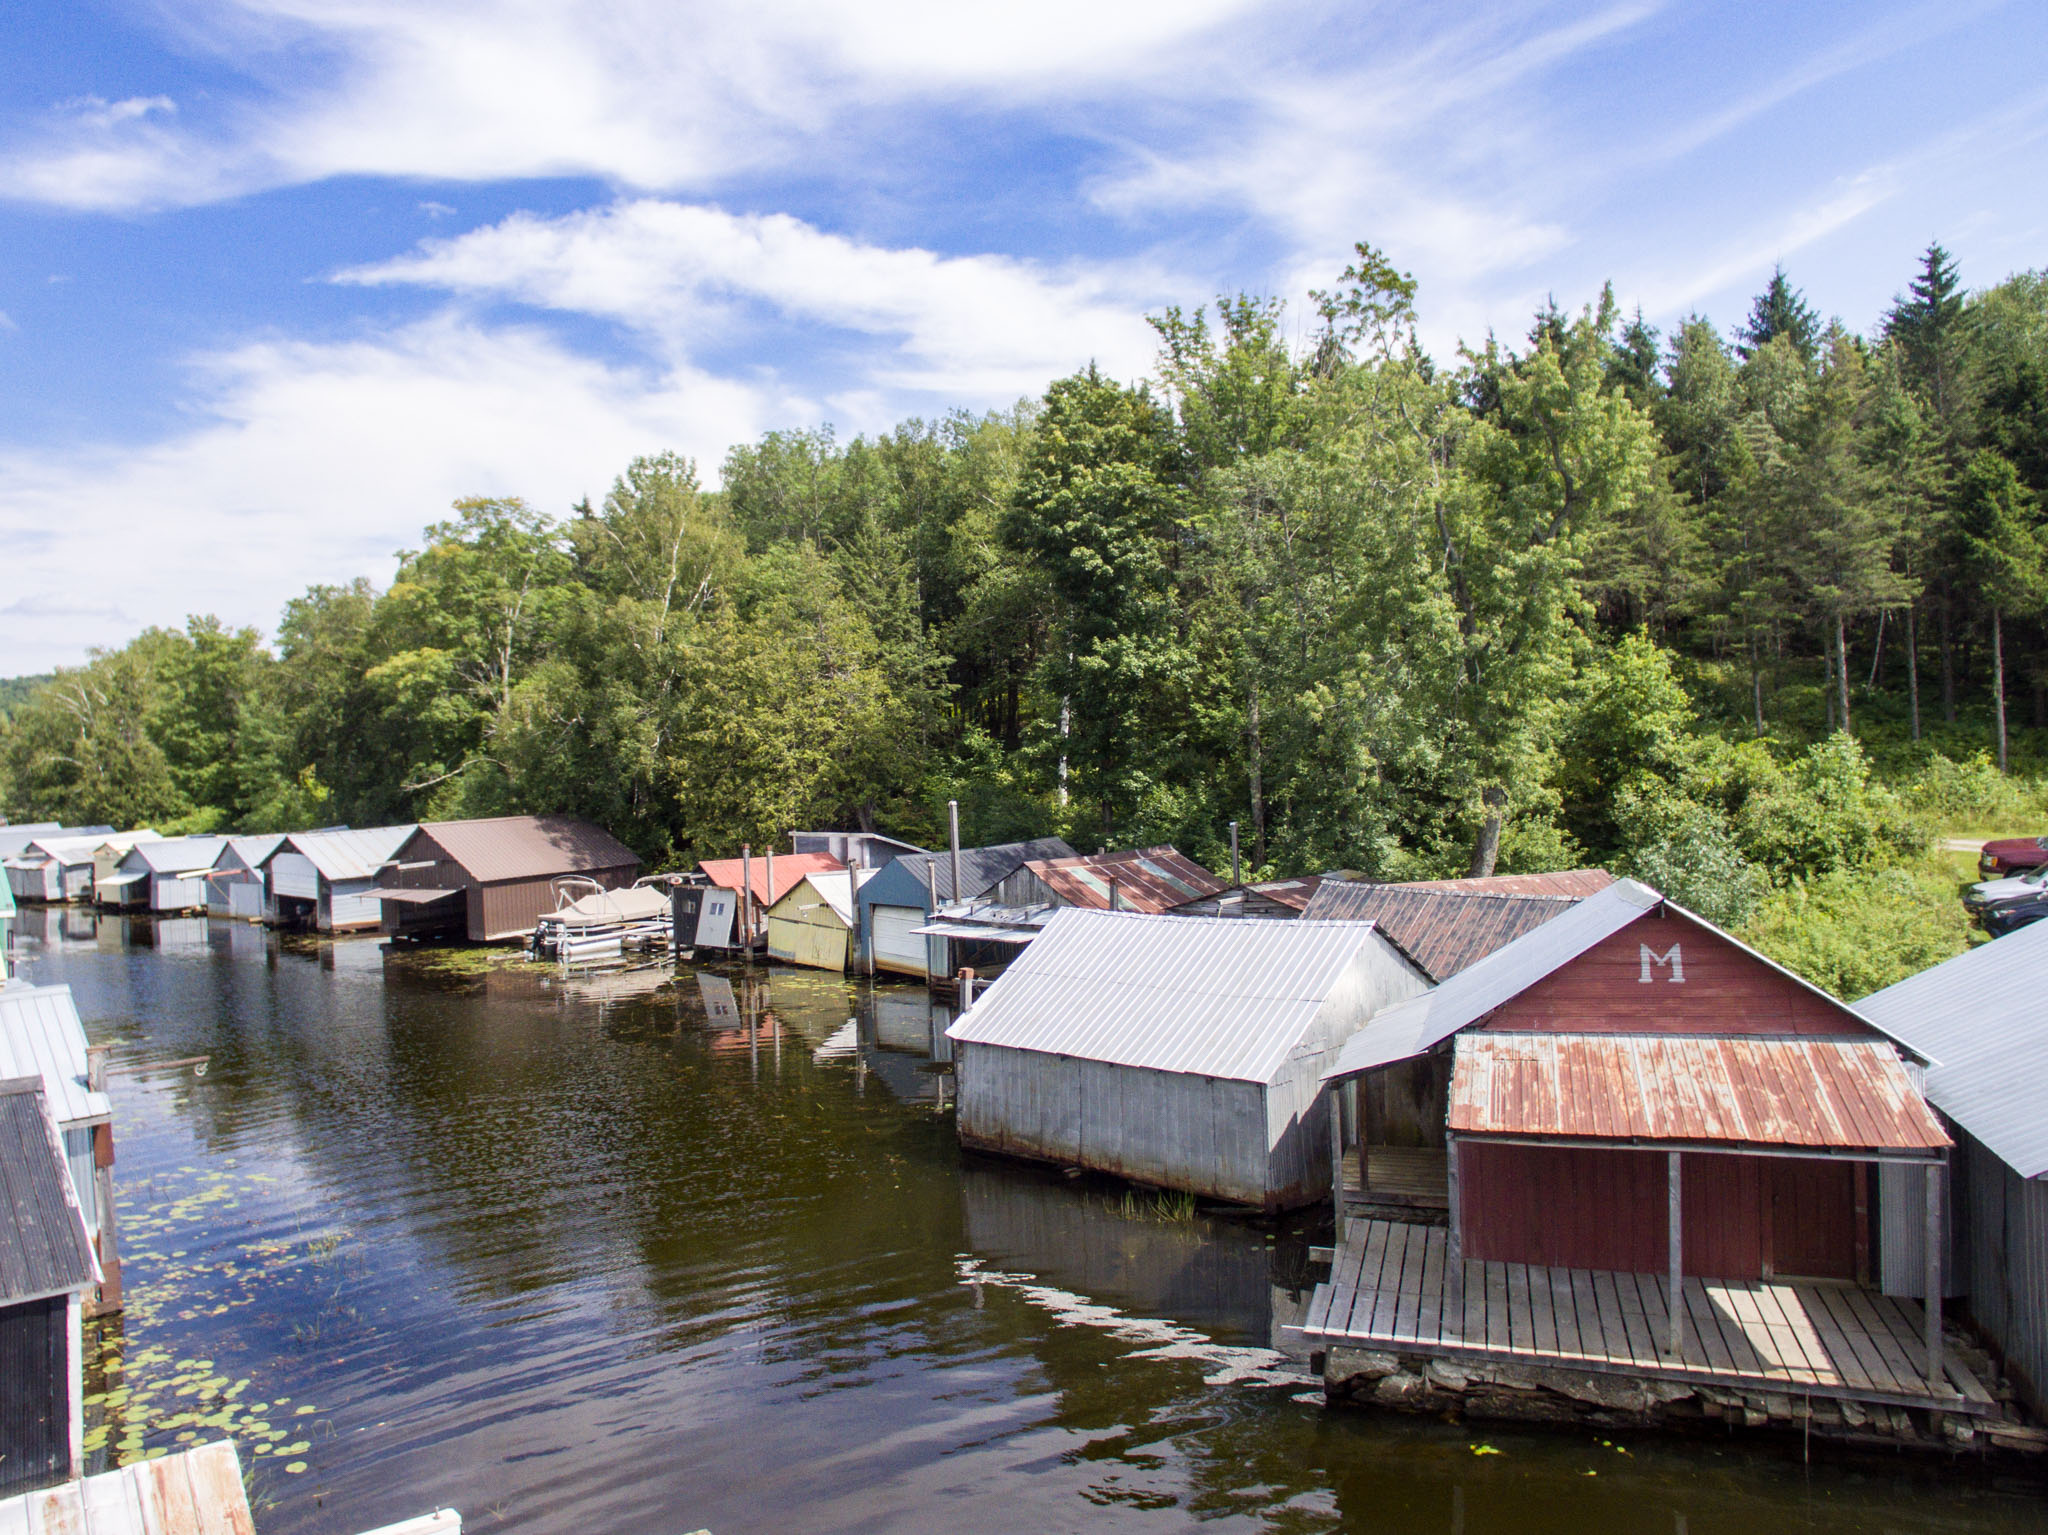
[742,845,753,945]
[1231,821,1241,886]
[766,847,776,934]
[949,801,962,904]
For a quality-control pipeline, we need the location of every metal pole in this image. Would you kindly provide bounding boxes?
[1445,1132,1462,1337]
[1667,1151,1683,1357]
[1230,821,1241,885]
[1925,1159,1945,1388]
[741,844,753,947]
[1329,1082,1346,1244]
[949,800,963,906]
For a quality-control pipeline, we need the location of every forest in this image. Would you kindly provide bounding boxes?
[5,240,2047,997]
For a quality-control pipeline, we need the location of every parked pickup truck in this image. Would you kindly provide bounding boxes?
[1979,835,2048,877]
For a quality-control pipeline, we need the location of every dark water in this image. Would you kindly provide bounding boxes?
[11,907,2048,1534]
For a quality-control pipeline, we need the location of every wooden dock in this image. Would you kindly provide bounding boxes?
[1302,1218,1997,1415]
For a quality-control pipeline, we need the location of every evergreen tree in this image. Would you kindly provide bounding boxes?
[1886,242,1973,433]
[1736,265,1821,364]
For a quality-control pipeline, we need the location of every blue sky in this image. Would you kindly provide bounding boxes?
[2,0,2045,674]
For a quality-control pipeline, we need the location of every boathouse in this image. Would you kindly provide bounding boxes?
[375,816,641,943]
[1858,919,2048,1416]
[0,1077,97,1495]
[101,836,230,913]
[766,869,872,972]
[0,826,64,863]
[270,824,416,932]
[205,832,287,920]
[790,830,925,869]
[88,832,160,905]
[1301,878,1987,1424]
[0,982,121,1314]
[857,837,1075,979]
[692,850,843,951]
[3,831,114,904]
[948,908,1430,1209]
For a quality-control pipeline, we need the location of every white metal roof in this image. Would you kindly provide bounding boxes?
[1857,922,2048,1178]
[129,835,231,874]
[282,824,418,882]
[221,832,288,870]
[945,907,1390,1083]
[20,832,120,866]
[1325,877,1918,1080]
[0,982,112,1127]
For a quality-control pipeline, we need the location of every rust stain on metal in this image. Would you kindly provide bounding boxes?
[1303,884,1582,979]
[1023,846,1226,913]
[1449,1032,1950,1151]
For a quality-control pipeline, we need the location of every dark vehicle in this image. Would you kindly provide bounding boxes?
[1984,896,2048,937]
[1979,835,2048,877]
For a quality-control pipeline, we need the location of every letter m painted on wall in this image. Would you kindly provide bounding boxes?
[1638,943,1684,983]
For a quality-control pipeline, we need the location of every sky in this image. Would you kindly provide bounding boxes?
[2,0,2046,675]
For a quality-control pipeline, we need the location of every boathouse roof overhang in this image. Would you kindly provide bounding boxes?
[1446,1031,1949,1161]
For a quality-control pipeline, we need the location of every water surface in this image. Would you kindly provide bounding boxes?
[13,907,2048,1534]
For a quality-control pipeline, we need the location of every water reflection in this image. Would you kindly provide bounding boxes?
[7,908,2047,1535]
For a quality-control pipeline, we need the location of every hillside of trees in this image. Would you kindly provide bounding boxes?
[5,241,2047,996]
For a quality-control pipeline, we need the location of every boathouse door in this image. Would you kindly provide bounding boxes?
[0,1296,68,1495]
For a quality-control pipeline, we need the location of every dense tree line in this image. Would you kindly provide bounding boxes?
[5,240,2047,991]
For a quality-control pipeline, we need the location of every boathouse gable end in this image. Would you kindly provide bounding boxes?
[1478,906,1877,1039]
[377,817,641,942]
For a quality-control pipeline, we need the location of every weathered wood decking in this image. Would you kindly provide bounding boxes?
[1302,1218,1997,1415]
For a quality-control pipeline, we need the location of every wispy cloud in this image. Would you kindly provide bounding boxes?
[338,200,1170,397]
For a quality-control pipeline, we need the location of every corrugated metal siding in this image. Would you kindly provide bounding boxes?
[0,987,110,1129]
[1857,918,2048,1179]
[947,909,1399,1083]
[0,1087,96,1304]
[1302,884,1580,979]
[956,1043,1276,1205]
[325,877,386,931]
[0,1295,68,1495]
[1450,1033,1948,1151]
[150,875,206,912]
[1952,1130,2048,1412]
[271,852,320,901]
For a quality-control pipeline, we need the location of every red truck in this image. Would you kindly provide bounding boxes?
[1980,835,2048,877]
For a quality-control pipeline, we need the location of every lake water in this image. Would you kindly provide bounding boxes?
[11,906,2048,1534]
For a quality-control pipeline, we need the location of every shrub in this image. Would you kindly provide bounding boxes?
[1739,859,1975,999]
[1611,776,1766,928]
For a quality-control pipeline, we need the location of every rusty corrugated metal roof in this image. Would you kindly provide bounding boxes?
[1024,846,1226,913]
[1449,1032,1949,1152]
[415,816,640,884]
[696,851,844,907]
[1302,884,1580,980]
[1396,868,1616,898]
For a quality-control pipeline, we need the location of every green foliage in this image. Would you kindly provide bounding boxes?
[1741,859,1975,1000]
[10,233,2048,1009]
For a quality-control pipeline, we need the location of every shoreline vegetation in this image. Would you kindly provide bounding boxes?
[6,241,2048,998]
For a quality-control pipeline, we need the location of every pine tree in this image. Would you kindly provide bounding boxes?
[1955,450,2045,770]
[1736,265,1821,364]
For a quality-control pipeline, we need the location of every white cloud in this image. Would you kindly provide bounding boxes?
[0,316,787,673]
[0,0,1263,211]
[338,200,1168,397]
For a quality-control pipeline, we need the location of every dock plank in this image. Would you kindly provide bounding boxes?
[1505,1263,1532,1352]
[1485,1260,1511,1351]
[1682,1279,1738,1374]
[1417,1227,1446,1344]
[1793,1284,1871,1391]
[1569,1270,1609,1362]
[1528,1261,1557,1355]
[1590,1271,1633,1366]
[1811,1283,1898,1392]
[1392,1223,1428,1343]
[1614,1272,1658,1367]
[1838,1286,1920,1391]
[1549,1267,1583,1359]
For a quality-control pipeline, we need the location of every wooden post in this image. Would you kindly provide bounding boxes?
[960,968,976,1008]
[1925,1159,1945,1388]
[1109,877,1121,911]
[1329,1082,1346,1244]
[1667,1151,1683,1357]
[1445,1132,1462,1336]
